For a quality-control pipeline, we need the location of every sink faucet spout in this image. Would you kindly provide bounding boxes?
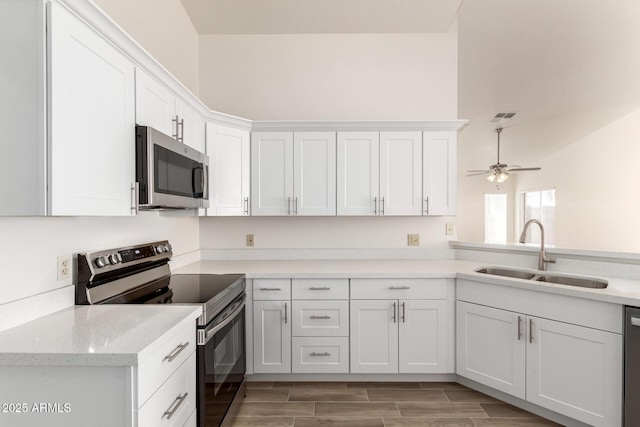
[519,219,556,271]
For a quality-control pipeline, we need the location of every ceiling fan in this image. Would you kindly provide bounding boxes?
[466,128,541,183]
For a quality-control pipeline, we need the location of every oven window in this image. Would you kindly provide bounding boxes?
[199,306,245,427]
[154,145,204,198]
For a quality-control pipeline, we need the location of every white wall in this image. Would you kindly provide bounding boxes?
[199,216,455,252]
[198,26,458,120]
[93,0,200,95]
[0,214,199,331]
[514,108,640,252]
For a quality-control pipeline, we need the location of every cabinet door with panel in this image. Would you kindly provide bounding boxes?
[293,132,336,216]
[350,299,398,373]
[398,299,448,373]
[175,98,204,152]
[337,132,380,215]
[206,123,250,216]
[49,1,135,215]
[251,132,294,216]
[423,131,456,216]
[379,131,422,215]
[253,300,291,373]
[526,316,622,427]
[456,301,526,399]
[135,67,176,137]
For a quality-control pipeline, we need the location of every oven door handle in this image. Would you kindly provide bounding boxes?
[200,294,246,345]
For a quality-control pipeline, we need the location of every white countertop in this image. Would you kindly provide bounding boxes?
[174,259,640,306]
[0,305,201,366]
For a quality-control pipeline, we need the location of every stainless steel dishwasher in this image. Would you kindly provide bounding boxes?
[626,307,640,426]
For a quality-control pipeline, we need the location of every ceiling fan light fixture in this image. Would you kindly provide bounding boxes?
[486,174,497,183]
[497,170,509,183]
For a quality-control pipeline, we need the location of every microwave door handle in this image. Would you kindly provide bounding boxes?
[192,165,204,197]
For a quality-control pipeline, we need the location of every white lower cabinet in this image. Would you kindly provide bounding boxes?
[457,300,622,427]
[350,299,448,374]
[253,300,291,373]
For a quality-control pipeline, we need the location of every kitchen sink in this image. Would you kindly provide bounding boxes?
[534,273,608,289]
[474,267,539,280]
[475,266,608,289]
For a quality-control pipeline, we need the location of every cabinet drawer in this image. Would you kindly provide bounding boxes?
[351,278,447,300]
[292,300,349,337]
[253,278,291,300]
[138,351,196,427]
[292,337,349,373]
[292,279,349,299]
[138,322,195,406]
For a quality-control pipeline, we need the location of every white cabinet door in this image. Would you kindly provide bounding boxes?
[350,300,398,373]
[337,132,380,215]
[380,132,422,216]
[49,2,135,216]
[175,98,204,152]
[206,123,250,216]
[456,301,526,399]
[399,300,448,373]
[423,131,456,216]
[526,316,623,427]
[135,67,176,137]
[293,132,336,216]
[253,300,291,373]
[251,132,294,216]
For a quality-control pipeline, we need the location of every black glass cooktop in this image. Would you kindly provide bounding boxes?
[168,274,245,304]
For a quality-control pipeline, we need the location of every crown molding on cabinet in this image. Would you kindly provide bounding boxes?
[58,0,253,131]
[251,120,468,132]
[58,1,466,134]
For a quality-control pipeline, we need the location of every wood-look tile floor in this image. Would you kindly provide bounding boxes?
[232,382,563,427]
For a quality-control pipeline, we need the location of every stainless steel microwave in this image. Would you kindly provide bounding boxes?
[135,125,209,210]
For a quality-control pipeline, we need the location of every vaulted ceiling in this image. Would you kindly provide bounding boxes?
[180,0,640,167]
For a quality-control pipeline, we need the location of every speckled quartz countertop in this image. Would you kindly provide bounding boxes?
[0,305,201,366]
[173,259,640,306]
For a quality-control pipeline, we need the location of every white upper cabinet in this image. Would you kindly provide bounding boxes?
[380,132,423,215]
[293,132,337,216]
[251,132,294,216]
[423,131,457,216]
[135,68,204,151]
[49,1,135,216]
[206,123,250,216]
[175,98,205,152]
[252,131,336,216]
[337,132,380,215]
[338,131,422,216]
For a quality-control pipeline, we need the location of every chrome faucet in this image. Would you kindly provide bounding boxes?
[519,219,556,271]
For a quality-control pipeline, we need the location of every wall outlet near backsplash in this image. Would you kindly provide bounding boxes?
[407,234,420,246]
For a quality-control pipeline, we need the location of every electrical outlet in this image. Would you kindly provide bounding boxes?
[57,255,71,281]
[246,234,255,247]
[407,234,420,246]
[446,223,454,236]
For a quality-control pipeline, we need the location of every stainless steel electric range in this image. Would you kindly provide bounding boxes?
[75,240,246,427]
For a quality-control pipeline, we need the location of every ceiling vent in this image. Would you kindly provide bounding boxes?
[491,112,517,123]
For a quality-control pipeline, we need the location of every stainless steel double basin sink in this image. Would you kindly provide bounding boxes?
[475,266,608,289]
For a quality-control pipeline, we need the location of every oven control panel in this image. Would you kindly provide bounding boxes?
[82,241,173,271]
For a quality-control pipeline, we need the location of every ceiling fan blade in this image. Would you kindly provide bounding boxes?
[466,169,491,173]
[466,171,490,177]
[508,167,541,172]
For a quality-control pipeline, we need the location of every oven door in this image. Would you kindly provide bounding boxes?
[197,294,246,427]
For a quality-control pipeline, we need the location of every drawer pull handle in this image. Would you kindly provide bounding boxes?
[310,352,330,357]
[163,342,189,363]
[162,392,188,420]
[389,286,411,290]
[309,287,331,290]
[260,288,282,291]
[310,315,331,320]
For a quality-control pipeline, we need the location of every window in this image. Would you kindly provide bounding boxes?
[520,189,556,245]
[485,194,507,244]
